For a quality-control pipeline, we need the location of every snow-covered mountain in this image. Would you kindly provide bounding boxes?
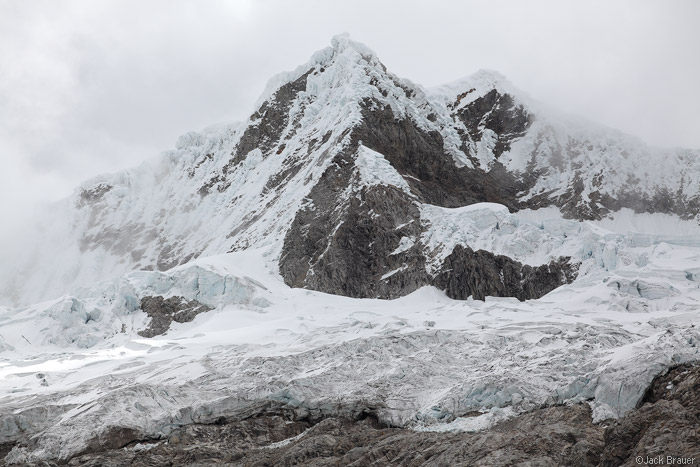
[1,35,700,464]
[3,34,699,307]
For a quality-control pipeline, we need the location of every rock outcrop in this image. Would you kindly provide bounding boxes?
[433,245,578,301]
[279,150,429,299]
[138,296,212,338]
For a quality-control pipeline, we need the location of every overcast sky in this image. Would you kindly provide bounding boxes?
[1,0,699,225]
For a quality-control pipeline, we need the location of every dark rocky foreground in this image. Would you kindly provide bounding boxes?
[10,363,699,467]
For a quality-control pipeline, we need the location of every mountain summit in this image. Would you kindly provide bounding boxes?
[3,35,699,305]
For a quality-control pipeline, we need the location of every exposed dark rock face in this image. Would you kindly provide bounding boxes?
[279,152,357,290]
[354,101,525,210]
[302,184,427,299]
[455,89,533,158]
[138,296,212,338]
[280,149,428,299]
[199,69,314,197]
[280,101,580,301]
[433,245,579,301]
[235,70,313,160]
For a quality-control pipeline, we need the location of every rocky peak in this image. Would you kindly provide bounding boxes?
[253,35,389,117]
[4,35,700,307]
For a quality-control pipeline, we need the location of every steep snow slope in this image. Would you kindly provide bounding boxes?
[2,205,700,463]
